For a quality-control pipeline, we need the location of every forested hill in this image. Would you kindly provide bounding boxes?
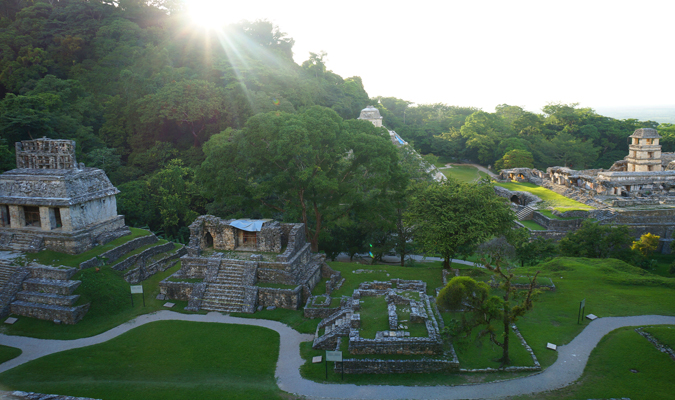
[1,1,675,245]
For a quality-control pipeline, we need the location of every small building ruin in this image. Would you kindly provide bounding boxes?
[159,215,327,313]
[0,138,127,254]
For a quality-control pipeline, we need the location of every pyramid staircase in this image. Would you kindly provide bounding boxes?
[516,205,537,220]
[10,264,89,324]
[1,233,44,253]
[312,308,353,349]
[0,259,17,290]
[200,262,254,313]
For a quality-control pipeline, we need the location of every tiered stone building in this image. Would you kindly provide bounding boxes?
[0,138,127,253]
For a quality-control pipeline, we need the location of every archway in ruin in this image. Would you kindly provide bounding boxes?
[203,231,214,249]
[510,195,521,205]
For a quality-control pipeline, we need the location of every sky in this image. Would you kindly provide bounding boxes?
[188,0,675,114]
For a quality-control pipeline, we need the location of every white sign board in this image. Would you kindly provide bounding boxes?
[326,351,342,362]
[546,343,557,351]
[130,285,143,294]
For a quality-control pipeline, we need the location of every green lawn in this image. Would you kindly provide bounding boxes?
[643,325,675,349]
[441,165,483,183]
[515,257,675,368]
[510,326,675,400]
[650,253,675,278]
[0,345,21,364]
[358,296,389,338]
[0,321,284,400]
[520,220,547,230]
[25,227,152,268]
[495,181,593,212]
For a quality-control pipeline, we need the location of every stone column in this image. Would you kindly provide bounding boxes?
[39,207,51,231]
[60,207,73,231]
[9,205,23,228]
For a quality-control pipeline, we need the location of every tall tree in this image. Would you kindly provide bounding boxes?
[405,178,514,269]
[198,106,401,251]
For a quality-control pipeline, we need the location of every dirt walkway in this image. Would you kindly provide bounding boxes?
[1,312,674,399]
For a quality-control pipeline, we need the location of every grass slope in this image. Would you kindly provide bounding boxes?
[495,181,593,212]
[441,165,482,183]
[516,257,675,368]
[510,326,675,400]
[0,321,283,400]
[0,345,21,364]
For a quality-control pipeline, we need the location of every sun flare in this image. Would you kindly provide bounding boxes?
[186,0,231,30]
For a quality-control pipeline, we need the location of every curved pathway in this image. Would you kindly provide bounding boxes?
[1,312,674,399]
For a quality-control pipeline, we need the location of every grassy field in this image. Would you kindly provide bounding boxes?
[0,345,21,364]
[0,321,285,400]
[510,326,675,400]
[441,165,484,183]
[643,325,675,348]
[515,257,675,368]
[495,181,593,212]
[520,220,546,230]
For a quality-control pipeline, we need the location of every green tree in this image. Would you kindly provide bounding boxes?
[405,178,514,269]
[494,149,534,171]
[146,160,206,242]
[198,106,401,252]
[631,233,660,258]
[438,254,540,366]
[558,221,634,260]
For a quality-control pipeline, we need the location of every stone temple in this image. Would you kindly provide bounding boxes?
[497,128,675,251]
[0,138,127,254]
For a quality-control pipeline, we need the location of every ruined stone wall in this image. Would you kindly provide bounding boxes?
[339,358,459,374]
[257,221,281,252]
[348,336,443,355]
[79,233,156,269]
[10,302,89,325]
[176,256,209,278]
[276,224,306,262]
[27,264,76,280]
[123,246,186,284]
[531,212,583,231]
[111,242,176,271]
[257,285,303,309]
[159,280,196,301]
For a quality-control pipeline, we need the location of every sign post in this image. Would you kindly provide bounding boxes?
[326,350,343,380]
[578,298,585,324]
[130,285,144,307]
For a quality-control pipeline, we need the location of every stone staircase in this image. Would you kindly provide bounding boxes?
[9,264,89,324]
[312,308,353,349]
[4,234,44,252]
[0,259,17,290]
[200,263,251,313]
[516,205,537,220]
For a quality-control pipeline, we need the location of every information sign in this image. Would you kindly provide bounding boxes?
[326,351,343,362]
[130,285,144,294]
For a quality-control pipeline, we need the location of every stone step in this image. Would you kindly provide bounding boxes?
[16,291,80,306]
[22,278,81,295]
[10,300,89,324]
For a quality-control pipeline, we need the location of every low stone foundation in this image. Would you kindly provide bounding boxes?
[257,286,303,310]
[338,357,459,374]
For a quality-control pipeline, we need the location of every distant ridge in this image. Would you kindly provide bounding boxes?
[594,106,675,124]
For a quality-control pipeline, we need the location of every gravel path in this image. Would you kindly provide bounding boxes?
[1,312,674,399]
